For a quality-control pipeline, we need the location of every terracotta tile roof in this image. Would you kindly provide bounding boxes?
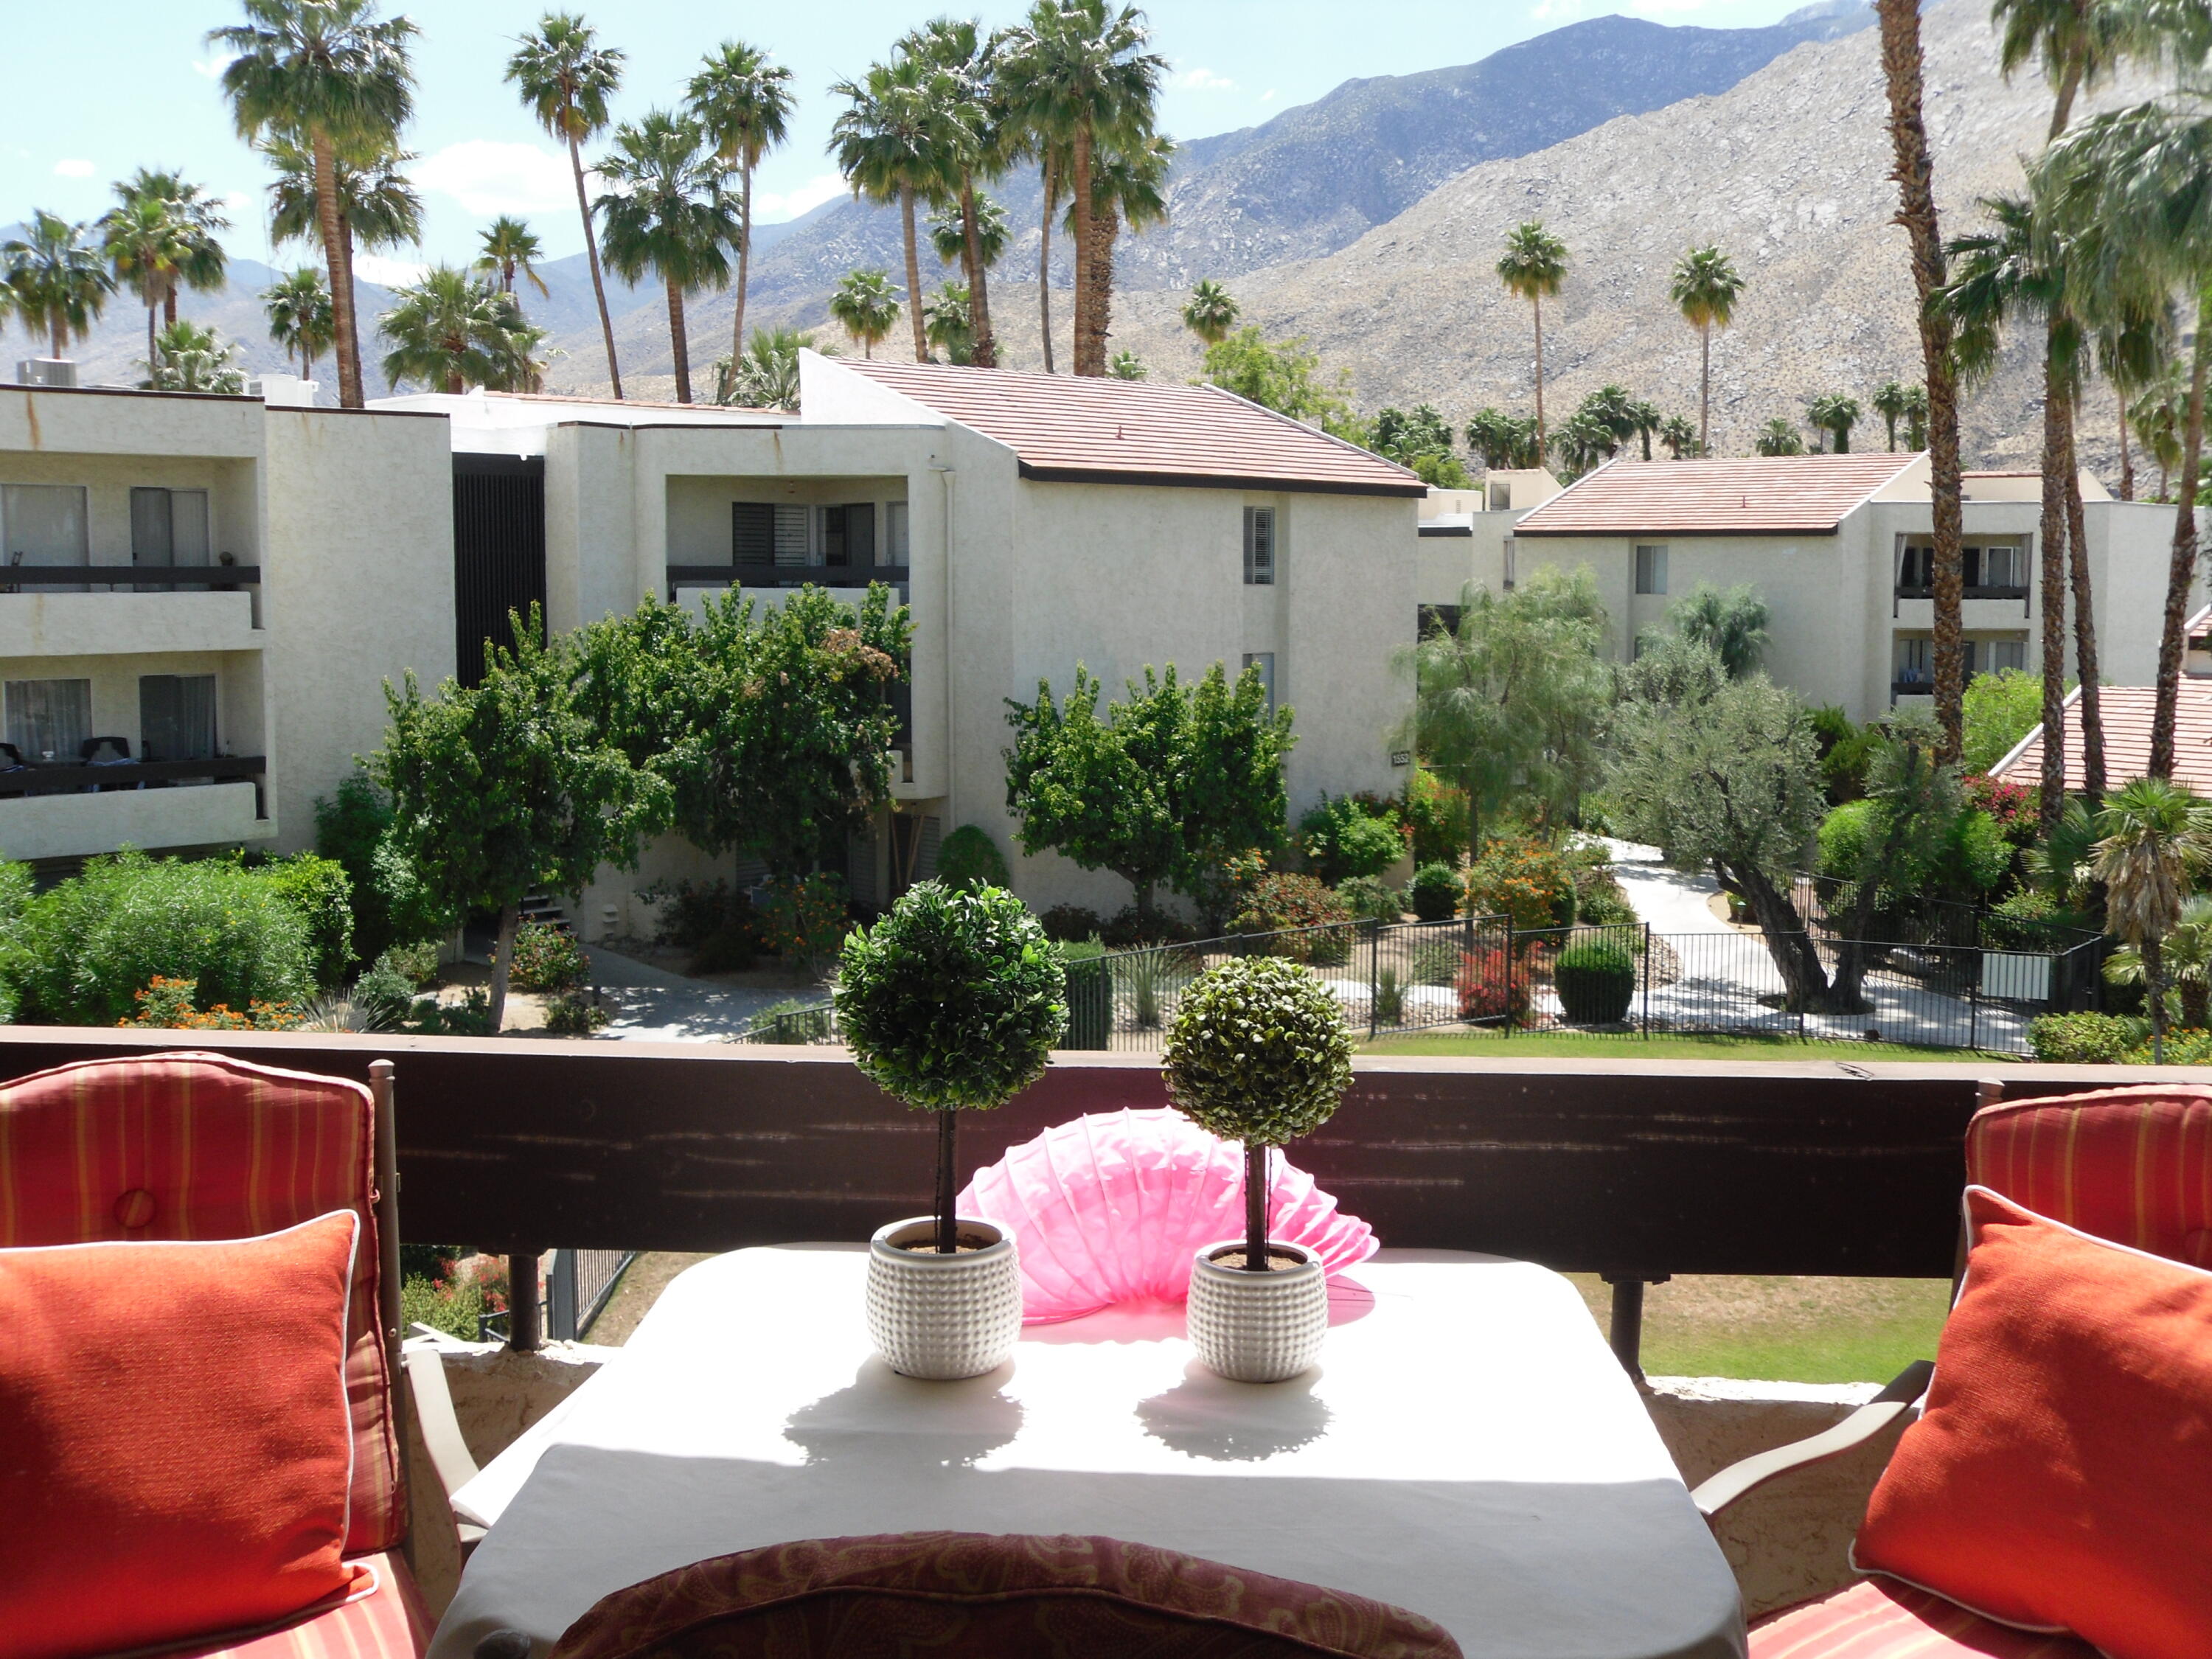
[835,359,1425,497]
[1512,454,1921,536]
[1990,684,2212,795]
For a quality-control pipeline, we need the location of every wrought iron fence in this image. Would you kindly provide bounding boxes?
[548,1248,635,1340]
[740,1001,840,1045]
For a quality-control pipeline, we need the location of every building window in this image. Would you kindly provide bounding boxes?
[886,500,910,565]
[733,502,774,566]
[1634,543,1668,595]
[1893,636,1933,686]
[2,484,88,575]
[1981,637,2028,675]
[139,674,218,761]
[1978,542,2026,593]
[1242,651,1276,714]
[129,487,211,568]
[1898,543,1930,594]
[818,504,874,571]
[1487,480,1511,512]
[1418,604,1462,640]
[5,678,90,760]
[1243,506,1276,585]
[773,503,810,568]
[1503,538,1517,591]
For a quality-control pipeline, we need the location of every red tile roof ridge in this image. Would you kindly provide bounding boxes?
[1991,683,2212,794]
[1513,452,1921,536]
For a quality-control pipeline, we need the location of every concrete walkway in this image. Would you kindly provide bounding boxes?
[580,945,827,1043]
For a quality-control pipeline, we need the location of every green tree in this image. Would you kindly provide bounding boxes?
[1003,661,1293,928]
[1754,417,1805,456]
[313,769,451,966]
[260,133,423,296]
[212,0,419,410]
[902,18,1009,369]
[378,265,544,393]
[929,192,1010,270]
[372,607,668,1030]
[1369,405,1470,487]
[717,325,823,410]
[100,170,229,369]
[831,55,963,366]
[2090,776,2212,1059]
[2129,364,2185,498]
[1,212,114,361]
[1182,277,1239,345]
[1394,569,1611,857]
[923,281,975,364]
[262,265,335,380]
[595,111,741,404]
[1871,378,1913,451]
[1669,243,1744,456]
[1821,711,1964,1010]
[1496,220,1568,455]
[1901,383,1930,449]
[1807,392,1861,453]
[830,268,903,358]
[1464,407,1543,470]
[1200,327,1349,425]
[2105,892,2212,1029]
[1664,581,1770,679]
[508,11,627,397]
[145,319,248,394]
[1658,413,1698,460]
[1108,348,1146,380]
[1961,666,2048,774]
[1627,397,1664,462]
[1074,132,1172,369]
[473,215,548,297]
[687,38,796,389]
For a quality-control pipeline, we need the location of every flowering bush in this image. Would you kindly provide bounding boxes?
[510,919,588,992]
[1300,793,1408,884]
[759,873,852,975]
[1463,838,1576,931]
[1228,872,1354,964]
[120,975,305,1031]
[1455,945,1530,1023]
[1963,773,2038,847]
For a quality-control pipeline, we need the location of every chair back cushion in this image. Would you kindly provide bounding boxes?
[1965,1084,2212,1267]
[551,1532,1461,1659]
[0,1050,401,1553]
[1853,1187,2212,1659]
[0,1211,369,1659]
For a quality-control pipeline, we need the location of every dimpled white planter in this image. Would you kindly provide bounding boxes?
[1186,1239,1328,1382]
[866,1216,1023,1380]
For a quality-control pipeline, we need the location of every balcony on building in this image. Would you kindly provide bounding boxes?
[664,476,911,606]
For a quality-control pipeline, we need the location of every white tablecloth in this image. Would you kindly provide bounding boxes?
[434,1246,1745,1659]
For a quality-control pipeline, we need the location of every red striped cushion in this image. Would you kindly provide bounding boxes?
[165,1551,430,1659]
[0,1051,402,1554]
[1752,1581,2095,1658]
[1966,1085,2212,1267]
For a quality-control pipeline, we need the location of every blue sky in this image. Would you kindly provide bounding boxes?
[7,0,1812,277]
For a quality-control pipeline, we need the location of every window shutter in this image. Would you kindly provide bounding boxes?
[733,503,774,566]
[1244,506,1275,584]
[846,503,874,570]
[773,504,809,567]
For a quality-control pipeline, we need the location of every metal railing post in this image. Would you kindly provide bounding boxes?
[1602,1273,1669,1383]
[1368,919,1380,1040]
[507,1251,543,1352]
[548,1248,577,1342]
[1641,922,1652,1037]
[1503,919,1514,1037]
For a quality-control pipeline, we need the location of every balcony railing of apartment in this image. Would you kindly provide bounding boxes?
[1891,583,2028,602]
[0,754,265,799]
[666,564,909,599]
[0,566,262,590]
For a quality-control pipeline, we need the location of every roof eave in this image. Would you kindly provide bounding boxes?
[1015,460,1426,498]
[1514,523,1844,538]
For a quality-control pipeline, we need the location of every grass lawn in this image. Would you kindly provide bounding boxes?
[1361,1029,2020,1063]
[1565,1272,1951,1384]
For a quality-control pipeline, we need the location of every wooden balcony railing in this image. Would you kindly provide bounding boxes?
[0,756,265,799]
[0,567,262,589]
[666,565,909,599]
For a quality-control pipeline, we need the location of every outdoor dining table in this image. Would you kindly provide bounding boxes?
[431,1245,1747,1659]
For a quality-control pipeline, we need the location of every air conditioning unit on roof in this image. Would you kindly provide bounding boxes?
[15,359,78,389]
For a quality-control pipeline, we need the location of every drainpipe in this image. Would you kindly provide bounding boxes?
[931,462,956,815]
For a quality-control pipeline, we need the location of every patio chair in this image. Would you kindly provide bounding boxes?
[1699,1083,2212,1658]
[0,1049,440,1658]
[530,1531,1463,1659]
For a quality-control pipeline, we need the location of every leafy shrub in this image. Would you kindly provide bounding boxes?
[1455,945,1529,1023]
[1964,773,2038,847]
[401,1272,489,1341]
[1228,872,1354,964]
[411,988,493,1037]
[1300,793,1407,884]
[1409,863,1460,922]
[1372,966,1405,1026]
[641,878,738,949]
[262,852,355,990]
[1336,874,1402,922]
[544,989,608,1035]
[1101,905,1197,948]
[1463,838,1576,931]
[1405,767,1470,867]
[1162,956,1354,1147]
[936,824,1012,890]
[1809,706,1876,804]
[689,911,759,974]
[1038,904,1107,944]
[1575,882,1638,928]
[2132,1027,2212,1064]
[1409,935,1461,986]
[758,873,852,975]
[382,940,439,986]
[0,860,34,1023]
[1113,945,1195,1029]
[17,852,315,1026]
[509,919,588,992]
[2027,1011,2146,1065]
[1554,941,1636,1024]
[352,957,419,1029]
[120,974,306,1030]
[314,772,449,963]
[1961,668,2043,775]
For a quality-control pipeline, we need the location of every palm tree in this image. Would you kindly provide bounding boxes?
[688,39,796,393]
[262,265,335,380]
[144,319,248,394]
[1109,349,1146,380]
[995,0,1166,378]
[509,13,627,399]
[594,111,741,404]
[923,281,974,364]
[1073,133,1172,366]
[379,265,543,394]
[1900,383,1929,449]
[100,170,229,367]
[830,268,902,359]
[1871,379,1912,451]
[929,193,1009,271]
[211,0,418,411]
[474,215,548,298]
[2091,776,2212,1060]
[2129,365,2185,499]
[1874,0,1968,760]
[1753,417,1805,457]
[830,57,962,365]
[261,133,423,259]
[1182,277,1239,346]
[1,212,114,361]
[1808,392,1861,453]
[1668,244,1743,458]
[903,18,1009,369]
[1658,413,1697,460]
[1496,221,1568,456]
[2106,892,2212,1030]
[1025,135,1069,371]
[719,325,822,411]
[1627,398,1664,462]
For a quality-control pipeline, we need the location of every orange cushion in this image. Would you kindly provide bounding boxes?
[1853,1186,2212,1659]
[0,1211,367,1659]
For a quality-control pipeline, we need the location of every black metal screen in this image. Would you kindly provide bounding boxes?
[453,453,547,686]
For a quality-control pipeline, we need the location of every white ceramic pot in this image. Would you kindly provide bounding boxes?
[866,1215,1023,1380]
[1186,1239,1328,1382]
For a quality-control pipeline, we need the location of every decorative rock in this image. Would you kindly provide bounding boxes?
[866,1216,1023,1380]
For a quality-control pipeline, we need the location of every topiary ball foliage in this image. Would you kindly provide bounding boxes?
[1161,956,1354,1149]
[835,880,1066,1114]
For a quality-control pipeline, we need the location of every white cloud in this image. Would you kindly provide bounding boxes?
[192,53,235,80]
[352,253,427,288]
[414,139,574,216]
[1260,88,1279,103]
[52,159,95,179]
[754,173,849,222]
[1178,67,1237,92]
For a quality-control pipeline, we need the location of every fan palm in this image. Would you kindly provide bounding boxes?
[262,265,335,380]
[830,57,963,365]
[995,0,1166,377]
[1658,413,1697,460]
[1070,132,1172,361]
[1871,379,1912,451]
[508,12,627,397]
[1807,392,1860,453]
[144,319,248,394]
[717,325,822,411]
[1668,244,1742,458]
[1627,398,1664,462]
[1182,277,1239,346]
[830,268,902,359]
[210,0,418,410]
[1753,417,1806,457]
[1,212,114,361]
[902,18,1009,369]
[1496,221,1568,455]
[100,170,229,366]
[595,110,741,404]
[261,133,422,257]
[923,281,975,364]
[2129,364,2186,498]
[2105,892,2212,1029]
[1109,349,1145,380]
[928,193,1009,269]
[688,39,796,390]
[379,265,543,394]
[474,215,548,298]
[2090,776,2212,1059]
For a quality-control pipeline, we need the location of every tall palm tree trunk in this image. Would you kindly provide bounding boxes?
[1531,294,1547,455]
[164,288,178,327]
[2062,411,2106,803]
[145,305,158,376]
[310,131,364,410]
[570,129,625,400]
[962,181,997,369]
[1877,0,1966,759]
[1071,123,1100,376]
[666,276,692,403]
[731,166,754,392]
[2118,406,2135,501]
[1038,159,1057,374]
[901,187,927,364]
[1088,204,1120,364]
[2149,300,2210,779]
[2037,356,2070,837]
[1698,321,1711,457]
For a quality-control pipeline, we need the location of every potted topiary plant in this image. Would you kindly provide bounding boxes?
[1554,939,1637,1024]
[836,880,1065,1379]
[1162,956,1355,1382]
